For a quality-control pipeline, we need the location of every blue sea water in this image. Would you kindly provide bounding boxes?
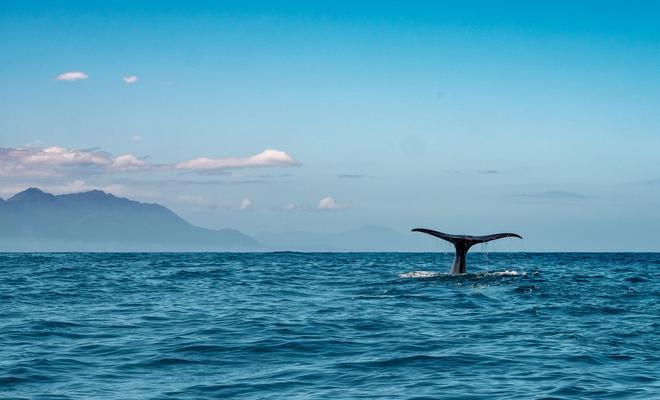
[0,252,658,399]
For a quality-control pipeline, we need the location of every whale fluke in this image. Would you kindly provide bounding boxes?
[412,228,522,274]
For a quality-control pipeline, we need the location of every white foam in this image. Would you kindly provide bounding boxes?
[399,271,440,278]
[399,269,525,279]
[482,270,524,277]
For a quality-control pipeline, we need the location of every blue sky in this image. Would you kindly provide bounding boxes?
[1,1,659,250]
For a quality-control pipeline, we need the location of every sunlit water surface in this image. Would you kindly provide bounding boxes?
[1,253,658,399]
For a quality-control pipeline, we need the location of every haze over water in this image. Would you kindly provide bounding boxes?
[1,252,658,399]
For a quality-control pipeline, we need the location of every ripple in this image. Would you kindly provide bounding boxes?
[399,270,440,278]
[0,252,658,399]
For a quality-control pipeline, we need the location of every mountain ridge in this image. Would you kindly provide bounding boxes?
[0,188,262,252]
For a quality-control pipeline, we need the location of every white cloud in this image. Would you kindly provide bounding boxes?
[239,198,252,210]
[176,149,299,171]
[22,146,110,167]
[284,203,297,211]
[0,146,299,178]
[56,71,88,81]
[111,154,149,171]
[318,196,345,210]
[0,146,142,177]
[123,76,139,84]
[130,135,143,141]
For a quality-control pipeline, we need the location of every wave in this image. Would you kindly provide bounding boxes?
[399,269,525,279]
[1,252,657,399]
[398,270,441,278]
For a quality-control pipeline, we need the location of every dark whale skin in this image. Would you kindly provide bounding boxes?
[412,228,522,274]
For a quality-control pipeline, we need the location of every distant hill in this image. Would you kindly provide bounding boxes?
[256,224,441,252]
[0,188,262,251]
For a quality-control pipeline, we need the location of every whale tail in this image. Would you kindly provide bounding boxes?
[412,228,522,274]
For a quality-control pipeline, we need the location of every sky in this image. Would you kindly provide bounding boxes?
[1,1,659,251]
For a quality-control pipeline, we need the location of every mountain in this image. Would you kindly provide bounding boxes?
[0,188,261,251]
[256,224,440,252]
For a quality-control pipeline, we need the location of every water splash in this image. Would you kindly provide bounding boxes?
[399,270,441,278]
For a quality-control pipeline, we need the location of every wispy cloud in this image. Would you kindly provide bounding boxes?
[114,178,269,186]
[55,71,88,81]
[174,194,215,208]
[0,146,148,177]
[0,146,300,178]
[130,135,143,141]
[123,75,139,84]
[444,170,500,175]
[0,147,104,177]
[337,174,365,179]
[256,173,291,179]
[175,149,299,172]
[514,190,589,199]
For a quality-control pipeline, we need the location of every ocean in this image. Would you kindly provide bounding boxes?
[1,252,658,399]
